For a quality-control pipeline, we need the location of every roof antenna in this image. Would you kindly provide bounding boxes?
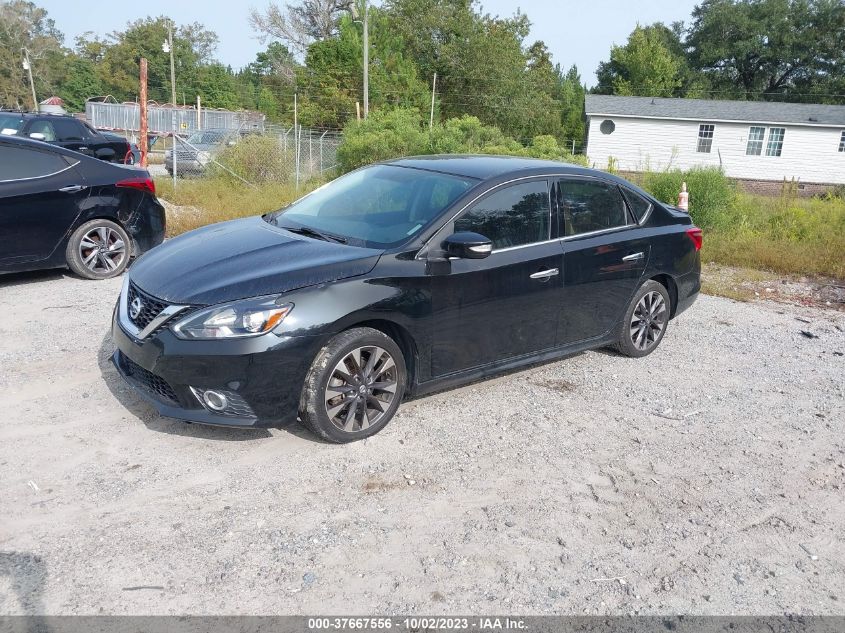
[651,97,656,105]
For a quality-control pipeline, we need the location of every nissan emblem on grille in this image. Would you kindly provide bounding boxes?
[129,296,143,320]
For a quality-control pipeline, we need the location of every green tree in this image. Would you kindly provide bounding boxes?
[596,24,683,96]
[687,0,845,100]
[298,8,430,128]
[0,0,65,109]
[56,57,104,111]
[555,64,586,148]
[238,43,298,121]
[97,17,219,102]
[383,0,561,139]
[197,64,241,109]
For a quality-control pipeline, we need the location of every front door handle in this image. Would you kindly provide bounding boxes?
[530,268,559,281]
[59,185,86,194]
[622,252,644,262]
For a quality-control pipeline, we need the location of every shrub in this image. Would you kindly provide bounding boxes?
[211,135,293,184]
[641,167,735,229]
[337,107,587,173]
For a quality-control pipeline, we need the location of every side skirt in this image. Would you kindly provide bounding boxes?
[409,332,618,398]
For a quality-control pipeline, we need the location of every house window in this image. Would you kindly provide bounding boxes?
[697,124,714,153]
[839,131,845,152]
[766,127,785,157]
[746,126,766,155]
[600,119,615,135]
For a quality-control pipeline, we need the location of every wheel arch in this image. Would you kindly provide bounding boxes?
[341,319,419,389]
[650,273,679,318]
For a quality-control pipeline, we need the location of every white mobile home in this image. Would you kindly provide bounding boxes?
[584,95,845,195]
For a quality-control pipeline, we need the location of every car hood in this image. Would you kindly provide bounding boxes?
[129,216,383,305]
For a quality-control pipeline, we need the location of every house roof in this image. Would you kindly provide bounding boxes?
[585,95,845,128]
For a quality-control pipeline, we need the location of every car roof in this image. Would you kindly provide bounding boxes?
[382,154,594,181]
[0,132,88,158]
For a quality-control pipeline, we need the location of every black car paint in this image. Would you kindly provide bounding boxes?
[113,157,700,428]
[12,113,131,163]
[129,216,383,304]
[0,135,165,274]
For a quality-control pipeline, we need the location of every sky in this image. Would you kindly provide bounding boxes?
[38,0,701,87]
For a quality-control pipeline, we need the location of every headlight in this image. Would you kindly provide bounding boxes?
[171,297,293,340]
[197,150,211,165]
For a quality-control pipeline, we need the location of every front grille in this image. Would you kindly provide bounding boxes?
[119,352,179,405]
[127,282,168,331]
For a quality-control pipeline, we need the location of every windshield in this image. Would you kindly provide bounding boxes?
[266,164,476,248]
[0,113,24,135]
[186,130,228,145]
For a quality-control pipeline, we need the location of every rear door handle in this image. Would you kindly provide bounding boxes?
[622,252,644,262]
[59,185,86,194]
[530,268,559,280]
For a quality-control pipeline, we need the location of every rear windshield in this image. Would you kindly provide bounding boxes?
[0,113,24,135]
[266,164,476,248]
[186,131,229,145]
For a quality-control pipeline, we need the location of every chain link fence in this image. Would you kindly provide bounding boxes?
[86,101,342,187]
[150,125,340,188]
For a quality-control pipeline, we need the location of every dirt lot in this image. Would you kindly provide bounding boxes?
[1,269,843,616]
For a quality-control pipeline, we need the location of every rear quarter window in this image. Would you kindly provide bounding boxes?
[0,144,71,181]
[621,188,653,223]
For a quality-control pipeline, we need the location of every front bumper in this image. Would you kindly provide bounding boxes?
[111,302,324,428]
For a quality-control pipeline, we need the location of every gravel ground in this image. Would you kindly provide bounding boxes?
[1,269,844,616]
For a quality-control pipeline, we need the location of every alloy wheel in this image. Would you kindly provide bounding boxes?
[324,346,399,432]
[78,226,127,274]
[630,290,667,351]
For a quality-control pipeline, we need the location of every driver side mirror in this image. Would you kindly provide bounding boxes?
[29,133,46,141]
[442,232,493,259]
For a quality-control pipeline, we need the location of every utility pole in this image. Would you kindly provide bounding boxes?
[163,21,177,184]
[362,0,368,118]
[21,48,37,112]
[429,72,437,131]
[139,58,149,168]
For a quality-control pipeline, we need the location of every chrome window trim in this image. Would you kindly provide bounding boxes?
[0,158,79,184]
[560,223,638,242]
[492,237,562,254]
[117,276,189,340]
[417,174,560,260]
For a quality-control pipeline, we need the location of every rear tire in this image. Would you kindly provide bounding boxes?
[65,219,130,280]
[300,327,406,443]
[613,280,671,358]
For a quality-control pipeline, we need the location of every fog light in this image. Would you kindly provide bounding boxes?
[202,390,228,412]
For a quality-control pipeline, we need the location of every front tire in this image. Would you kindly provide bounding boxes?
[65,219,130,280]
[614,280,671,357]
[300,328,407,443]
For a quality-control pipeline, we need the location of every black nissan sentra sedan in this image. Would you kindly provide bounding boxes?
[112,156,701,442]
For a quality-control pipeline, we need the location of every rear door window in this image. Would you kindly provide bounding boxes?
[0,144,70,181]
[558,179,630,236]
[51,118,90,141]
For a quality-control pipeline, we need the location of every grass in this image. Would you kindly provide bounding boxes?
[699,193,845,279]
[155,177,320,236]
